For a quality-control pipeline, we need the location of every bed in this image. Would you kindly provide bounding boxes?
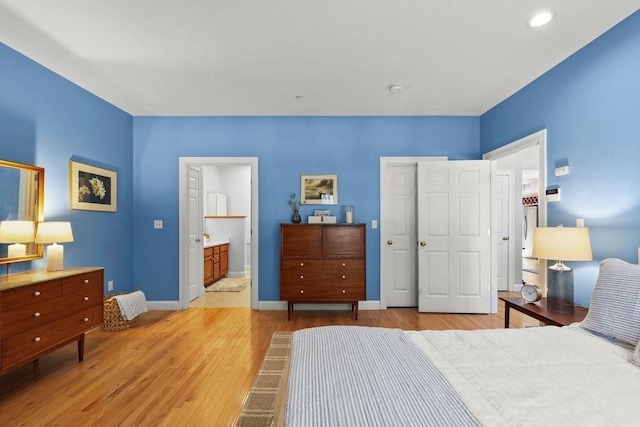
[237,258,640,426]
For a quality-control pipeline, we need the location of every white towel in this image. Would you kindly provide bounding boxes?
[113,290,148,321]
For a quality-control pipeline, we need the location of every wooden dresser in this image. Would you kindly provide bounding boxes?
[280,224,366,320]
[0,267,104,376]
[204,243,229,287]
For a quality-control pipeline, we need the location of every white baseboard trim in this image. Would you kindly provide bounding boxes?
[148,300,383,311]
[258,300,381,311]
[147,301,181,310]
[226,271,246,278]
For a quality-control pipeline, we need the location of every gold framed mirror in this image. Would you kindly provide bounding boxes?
[0,160,45,264]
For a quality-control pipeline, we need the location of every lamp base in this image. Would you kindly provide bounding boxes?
[547,268,574,313]
[46,243,64,272]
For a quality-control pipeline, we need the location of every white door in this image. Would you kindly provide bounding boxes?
[417,160,491,313]
[383,164,418,307]
[494,172,512,291]
[188,166,202,302]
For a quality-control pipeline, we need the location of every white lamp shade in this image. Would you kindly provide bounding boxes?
[35,222,74,244]
[532,227,592,261]
[0,220,36,243]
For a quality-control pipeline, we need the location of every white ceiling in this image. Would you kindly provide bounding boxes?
[1,1,638,116]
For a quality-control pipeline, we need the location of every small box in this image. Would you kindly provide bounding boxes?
[308,216,337,224]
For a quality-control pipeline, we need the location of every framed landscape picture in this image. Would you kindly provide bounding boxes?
[300,174,338,205]
[69,160,117,212]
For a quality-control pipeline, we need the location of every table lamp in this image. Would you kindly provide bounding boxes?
[35,222,74,271]
[0,220,36,258]
[532,226,592,313]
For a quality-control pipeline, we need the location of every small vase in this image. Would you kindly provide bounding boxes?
[291,211,301,223]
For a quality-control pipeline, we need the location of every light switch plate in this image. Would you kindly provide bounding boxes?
[153,220,163,229]
[371,220,378,229]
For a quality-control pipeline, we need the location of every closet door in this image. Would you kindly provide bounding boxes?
[417,160,491,313]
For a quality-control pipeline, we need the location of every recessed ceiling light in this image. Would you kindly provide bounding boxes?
[388,84,403,93]
[526,10,556,28]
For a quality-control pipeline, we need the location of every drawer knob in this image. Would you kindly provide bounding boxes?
[300,275,304,279]
[34,291,41,297]
[300,262,304,266]
[342,289,346,294]
[34,337,41,342]
[342,275,346,279]
[300,290,304,294]
[84,317,89,322]
[83,296,89,301]
[33,312,41,318]
[83,279,90,284]
[342,262,346,267]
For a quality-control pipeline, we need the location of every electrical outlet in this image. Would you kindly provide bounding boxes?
[153,220,163,229]
[108,280,114,291]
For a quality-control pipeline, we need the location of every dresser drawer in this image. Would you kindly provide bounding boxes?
[204,247,213,257]
[281,260,323,272]
[323,270,365,285]
[280,271,325,285]
[1,305,102,368]
[323,259,364,270]
[1,297,63,339]
[282,285,364,301]
[61,271,103,294]
[1,280,62,312]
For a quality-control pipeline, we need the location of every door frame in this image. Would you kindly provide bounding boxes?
[483,129,547,298]
[178,157,259,310]
[494,170,515,292]
[379,156,447,310]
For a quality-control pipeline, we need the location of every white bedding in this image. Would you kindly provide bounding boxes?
[406,324,639,426]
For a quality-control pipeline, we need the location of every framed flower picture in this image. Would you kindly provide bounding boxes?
[69,160,117,212]
[300,174,338,205]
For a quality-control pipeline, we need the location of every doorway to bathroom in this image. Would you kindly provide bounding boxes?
[178,157,259,310]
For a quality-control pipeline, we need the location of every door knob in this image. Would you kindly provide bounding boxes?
[502,236,509,241]
[420,241,426,247]
[196,238,202,242]
[387,240,393,245]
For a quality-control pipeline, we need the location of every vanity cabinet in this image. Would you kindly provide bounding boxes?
[219,244,229,280]
[280,224,366,320]
[0,267,103,376]
[204,247,214,286]
[204,243,229,287]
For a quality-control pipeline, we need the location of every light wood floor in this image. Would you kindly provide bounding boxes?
[190,285,251,308]
[0,294,537,426]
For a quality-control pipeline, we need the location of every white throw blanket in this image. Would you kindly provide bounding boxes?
[407,324,638,426]
[113,290,148,321]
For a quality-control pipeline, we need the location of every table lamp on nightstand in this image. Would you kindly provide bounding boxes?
[532,226,592,313]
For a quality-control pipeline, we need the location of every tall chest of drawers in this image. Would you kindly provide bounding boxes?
[280,224,366,320]
[0,267,104,376]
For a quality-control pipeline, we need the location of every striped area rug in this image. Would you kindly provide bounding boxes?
[236,332,292,427]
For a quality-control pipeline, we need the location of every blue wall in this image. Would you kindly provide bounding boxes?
[481,10,640,306]
[0,42,134,289]
[132,116,480,301]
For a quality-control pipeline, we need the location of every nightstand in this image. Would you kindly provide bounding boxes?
[500,296,588,328]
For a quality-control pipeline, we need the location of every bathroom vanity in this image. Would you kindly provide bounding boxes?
[204,240,229,286]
